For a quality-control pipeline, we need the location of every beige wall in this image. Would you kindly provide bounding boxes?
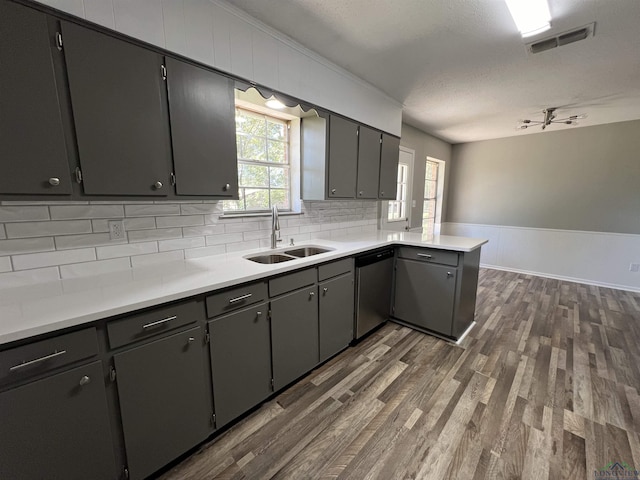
[400,124,452,230]
[447,120,640,234]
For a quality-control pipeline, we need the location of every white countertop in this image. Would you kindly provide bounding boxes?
[0,231,487,346]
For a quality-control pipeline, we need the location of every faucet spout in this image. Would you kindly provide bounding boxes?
[271,205,281,249]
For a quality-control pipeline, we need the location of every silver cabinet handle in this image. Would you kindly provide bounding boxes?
[358,191,363,196]
[154,181,163,189]
[79,375,91,386]
[187,337,195,343]
[417,253,433,259]
[229,293,252,304]
[309,291,315,297]
[447,272,454,277]
[48,177,60,186]
[380,191,384,196]
[223,183,231,191]
[256,311,263,316]
[331,188,336,194]
[142,315,176,330]
[9,350,67,371]
[323,287,328,294]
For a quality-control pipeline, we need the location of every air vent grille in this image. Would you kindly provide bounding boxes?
[526,22,595,54]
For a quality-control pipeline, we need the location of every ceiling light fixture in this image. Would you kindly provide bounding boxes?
[505,0,552,38]
[516,107,587,131]
[265,96,286,110]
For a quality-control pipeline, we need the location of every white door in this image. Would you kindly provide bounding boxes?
[380,146,414,231]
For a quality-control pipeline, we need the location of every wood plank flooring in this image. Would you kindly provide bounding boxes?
[160,268,640,479]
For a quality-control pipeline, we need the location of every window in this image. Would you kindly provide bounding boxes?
[388,163,409,221]
[223,108,291,212]
[422,159,440,236]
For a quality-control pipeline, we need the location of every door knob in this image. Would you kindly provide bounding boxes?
[48,177,60,186]
[154,181,163,189]
[79,375,91,386]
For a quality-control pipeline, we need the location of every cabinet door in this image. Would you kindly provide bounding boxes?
[62,22,172,196]
[0,361,116,480]
[378,134,400,199]
[327,115,358,198]
[114,327,209,480]
[319,273,354,362]
[166,57,238,196]
[271,287,319,390]
[393,258,456,336]
[0,2,72,195]
[356,126,381,199]
[209,303,271,428]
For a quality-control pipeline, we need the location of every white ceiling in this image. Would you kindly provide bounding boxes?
[224,0,640,143]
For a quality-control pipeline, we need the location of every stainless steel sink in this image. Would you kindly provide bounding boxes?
[245,253,295,264]
[284,246,334,258]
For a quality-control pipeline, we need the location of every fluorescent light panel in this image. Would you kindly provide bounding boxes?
[505,0,551,38]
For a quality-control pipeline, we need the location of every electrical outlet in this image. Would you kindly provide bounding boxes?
[109,220,125,240]
[630,263,640,273]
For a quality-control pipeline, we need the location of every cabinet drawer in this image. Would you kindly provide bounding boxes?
[318,258,353,281]
[269,268,316,297]
[206,281,267,318]
[107,300,204,349]
[396,247,459,267]
[0,327,98,385]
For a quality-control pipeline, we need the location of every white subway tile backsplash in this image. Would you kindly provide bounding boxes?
[50,205,124,220]
[5,220,92,239]
[0,237,55,256]
[55,233,125,250]
[0,199,377,283]
[0,267,60,288]
[158,237,206,252]
[156,215,205,228]
[127,228,182,243]
[125,204,180,217]
[0,206,49,222]
[131,250,184,268]
[205,233,243,246]
[184,245,225,259]
[60,257,131,279]
[0,257,11,273]
[12,248,96,271]
[97,242,158,260]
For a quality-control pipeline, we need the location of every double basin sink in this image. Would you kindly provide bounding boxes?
[245,246,334,264]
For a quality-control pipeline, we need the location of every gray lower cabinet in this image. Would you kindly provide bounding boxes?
[393,258,457,336]
[319,273,355,362]
[209,302,272,428]
[271,287,319,390]
[0,1,72,196]
[165,57,238,197]
[61,21,172,196]
[113,327,210,480]
[0,361,117,480]
[378,134,400,199]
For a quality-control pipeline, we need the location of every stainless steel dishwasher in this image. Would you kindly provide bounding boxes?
[354,248,395,339]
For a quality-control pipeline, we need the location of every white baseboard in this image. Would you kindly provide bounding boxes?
[442,222,640,293]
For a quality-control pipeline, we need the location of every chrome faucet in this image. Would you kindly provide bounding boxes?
[271,205,282,249]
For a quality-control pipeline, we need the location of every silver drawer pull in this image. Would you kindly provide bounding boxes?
[79,375,91,386]
[229,293,252,304]
[142,315,176,330]
[9,350,67,371]
[417,253,433,259]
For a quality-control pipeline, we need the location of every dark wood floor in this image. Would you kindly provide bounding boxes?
[160,268,640,479]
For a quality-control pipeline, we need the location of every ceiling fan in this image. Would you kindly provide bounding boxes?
[517,107,587,130]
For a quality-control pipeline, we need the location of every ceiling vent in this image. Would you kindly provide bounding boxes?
[526,22,595,54]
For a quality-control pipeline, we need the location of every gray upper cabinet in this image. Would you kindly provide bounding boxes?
[208,302,272,428]
[0,2,72,195]
[61,21,172,196]
[165,57,238,197]
[327,115,358,198]
[356,126,381,199]
[319,272,354,362]
[378,134,400,199]
[113,327,210,480]
[0,361,117,480]
[271,286,319,390]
